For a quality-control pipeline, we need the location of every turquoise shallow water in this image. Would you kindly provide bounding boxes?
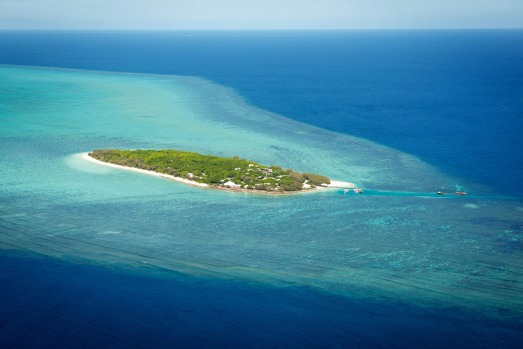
[1,64,522,324]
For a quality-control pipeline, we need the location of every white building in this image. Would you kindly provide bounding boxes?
[223,180,240,189]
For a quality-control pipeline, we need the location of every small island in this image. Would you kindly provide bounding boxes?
[87,149,349,193]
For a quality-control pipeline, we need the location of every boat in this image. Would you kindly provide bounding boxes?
[455,191,468,196]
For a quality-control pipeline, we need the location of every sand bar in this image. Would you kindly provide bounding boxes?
[327,180,357,189]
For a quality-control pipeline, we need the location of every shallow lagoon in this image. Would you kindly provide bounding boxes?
[1,65,522,346]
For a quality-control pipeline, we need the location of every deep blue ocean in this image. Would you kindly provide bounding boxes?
[1,251,521,349]
[1,31,522,348]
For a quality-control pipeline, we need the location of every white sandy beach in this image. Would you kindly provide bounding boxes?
[327,180,357,189]
[82,152,356,192]
[82,152,209,188]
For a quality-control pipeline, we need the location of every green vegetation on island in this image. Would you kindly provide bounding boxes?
[89,149,330,192]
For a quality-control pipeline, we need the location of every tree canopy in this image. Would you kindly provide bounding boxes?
[89,149,330,192]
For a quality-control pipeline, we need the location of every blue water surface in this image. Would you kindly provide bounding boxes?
[1,252,521,349]
[1,31,522,348]
[1,30,522,195]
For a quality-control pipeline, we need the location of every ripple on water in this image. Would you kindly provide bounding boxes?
[0,65,522,320]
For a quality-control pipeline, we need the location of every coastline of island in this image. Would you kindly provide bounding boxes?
[83,152,209,188]
[82,151,356,194]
